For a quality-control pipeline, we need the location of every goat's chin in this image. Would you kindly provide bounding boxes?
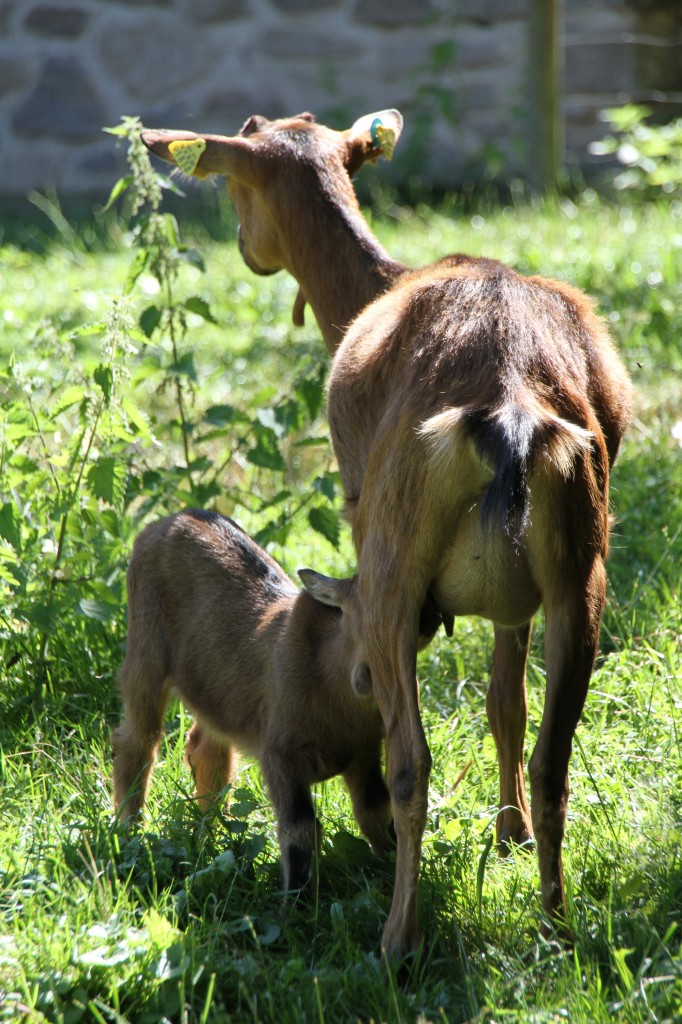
[238,229,280,276]
[244,257,279,277]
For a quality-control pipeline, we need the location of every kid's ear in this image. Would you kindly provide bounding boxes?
[343,108,404,174]
[298,568,352,608]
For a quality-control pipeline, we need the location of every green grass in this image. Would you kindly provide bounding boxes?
[0,182,681,1023]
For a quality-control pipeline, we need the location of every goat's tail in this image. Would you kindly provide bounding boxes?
[418,399,594,537]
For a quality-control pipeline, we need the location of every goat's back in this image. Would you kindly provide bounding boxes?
[122,510,298,743]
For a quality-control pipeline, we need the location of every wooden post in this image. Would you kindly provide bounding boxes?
[528,0,564,191]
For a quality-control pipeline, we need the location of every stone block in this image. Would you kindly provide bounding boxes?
[456,0,527,27]
[260,26,360,59]
[0,54,32,99]
[75,143,123,178]
[87,0,172,5]
[177,0,248,23]
[565,41,634,94]
[564,10,634,34]
[353,0,436,28]
[11,57,106,140]
[96,12,221,101]
[455,22,524,71]
[201,87,290,128]
[271,0,339,10]
[635,39,682,92]
[0,1,18,36]
[24,5,89,38]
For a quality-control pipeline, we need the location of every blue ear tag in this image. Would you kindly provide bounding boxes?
[370,117,396,160]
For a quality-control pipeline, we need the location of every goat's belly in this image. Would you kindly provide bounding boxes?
[433,516,541,628]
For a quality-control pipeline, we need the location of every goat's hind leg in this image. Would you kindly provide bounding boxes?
[185,723,234,814]
[487,622,534,853]
[529,558,606,939]
[357,592,431,960]
[112,675,170,821]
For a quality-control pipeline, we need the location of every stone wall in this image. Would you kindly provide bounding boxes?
[0,0,680,196]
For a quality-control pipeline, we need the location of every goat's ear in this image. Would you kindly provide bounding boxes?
[344,108,404,173]
[141,129,260,185]
[298,568,351,608]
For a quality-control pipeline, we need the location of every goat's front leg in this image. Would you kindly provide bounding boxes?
[262,746,319,894]
[529,559,606,938]
[343,740,394,857]
[487,622,534,852]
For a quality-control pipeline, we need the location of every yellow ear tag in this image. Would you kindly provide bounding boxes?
[370,119,396,161]
[168,138,208,179]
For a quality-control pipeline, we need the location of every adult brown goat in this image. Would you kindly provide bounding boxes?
[142,110,633,959]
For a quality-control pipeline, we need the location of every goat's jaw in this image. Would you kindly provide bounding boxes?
[237,227,279,277]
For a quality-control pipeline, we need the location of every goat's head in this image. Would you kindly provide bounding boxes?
[141,109,403,281]
[297,568,371,697]
[297,567,451,696]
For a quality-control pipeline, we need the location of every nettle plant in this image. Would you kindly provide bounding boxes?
[0,116,340,694]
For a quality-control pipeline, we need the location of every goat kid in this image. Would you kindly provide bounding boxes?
[113,508,397,893]
[141,112,633,959]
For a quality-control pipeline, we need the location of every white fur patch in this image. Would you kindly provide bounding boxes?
[544,414,594,477]
[416,408,466,468]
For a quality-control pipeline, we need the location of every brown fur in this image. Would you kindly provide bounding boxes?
[112,509,394,893]
[142,111,633,958]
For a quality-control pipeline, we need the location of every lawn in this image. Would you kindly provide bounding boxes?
[0,157,680,1023]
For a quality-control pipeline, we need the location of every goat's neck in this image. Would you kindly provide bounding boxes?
[287,196,406,353]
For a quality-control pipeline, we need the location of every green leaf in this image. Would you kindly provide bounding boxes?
[308,505,340,548]
[79,598,113,623]
[52,384,86,417]
[99,509,121,538]
[102,123,130,137]
[125,248,149,294]
[169,352,197,381]
[94,364,113,403]
[121,396,154,440]
[0,545,23,586]
[313,472,339,502]
[0,503,21,551]
[331,830,372,865]
[139,304,162,339]
[246,427,286,471]
[177,246,205,271]
[275,397,304,434]
[184,295,216,322]
[70,322,106,339]
[102,174,132,212]
[258,922,281,946]
[203,404,245,427]
[230,796,260,817]
[87,457,127,505]
[297,377,325,420]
